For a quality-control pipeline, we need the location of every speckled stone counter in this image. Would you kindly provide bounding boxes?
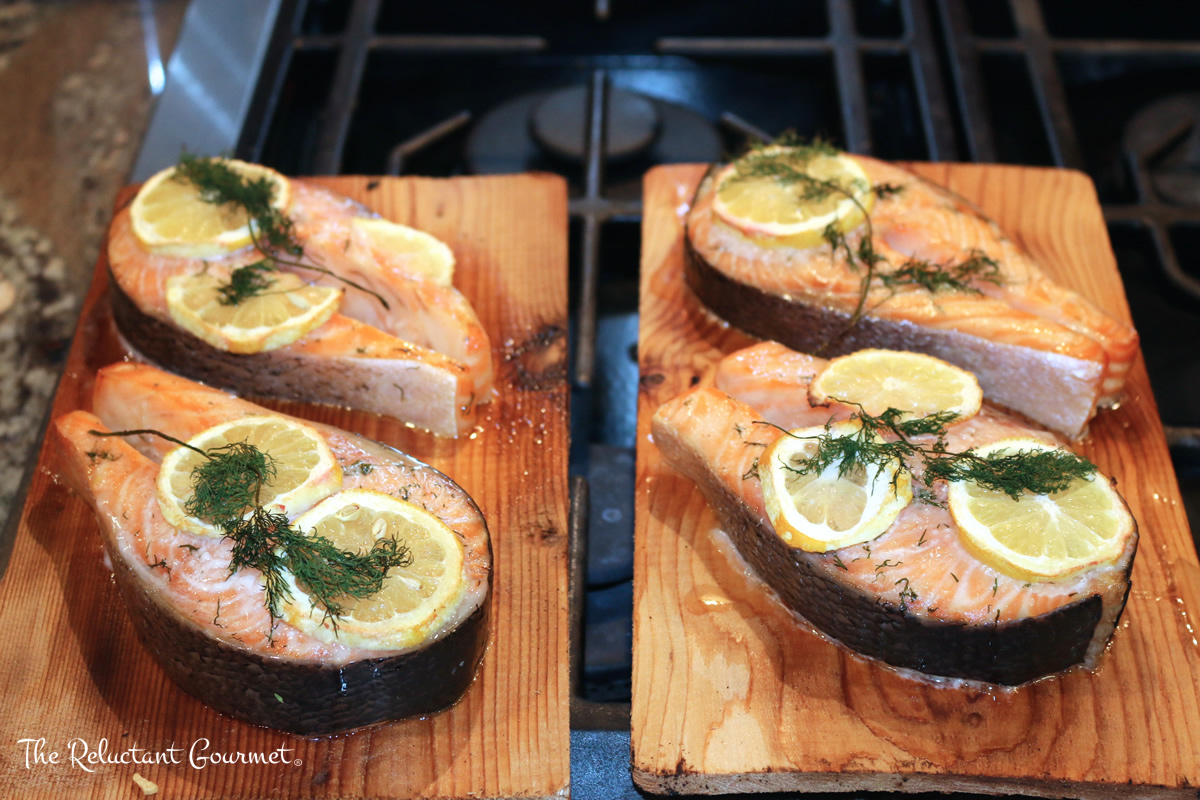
[0,0,187,542]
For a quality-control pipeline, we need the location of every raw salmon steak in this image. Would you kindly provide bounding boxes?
[52,362,491,734]
[651,342,1137,686]
[108,178,493,437]
[684,152,1138,439]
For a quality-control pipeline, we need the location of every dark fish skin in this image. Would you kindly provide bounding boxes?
[652,402,1135,687]
[113,544,489,736]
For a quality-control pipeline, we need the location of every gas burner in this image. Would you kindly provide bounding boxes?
[1123,93,1200,207]
[464,85,722,198]
[532,86,659,164]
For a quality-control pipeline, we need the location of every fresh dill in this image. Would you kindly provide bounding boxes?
[950,572,959,582]
[224,505,411,624]
[873,182,905,199]
[878,250,1002,295]
[218,261,278,306]
[90,427,411,632]
[875,559,902,573]
[832,554,848,571]
[762,404,1099,504]
[895,577,917,609]
[173,154,389,310]
[174,153,300,256]
[178,543,200,553]
[923,445,1097,500]
[992,577,999,597]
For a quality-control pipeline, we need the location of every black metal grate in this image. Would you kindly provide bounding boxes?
[233,0,1200,743]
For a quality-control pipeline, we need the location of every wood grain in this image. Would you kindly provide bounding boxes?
[0,174,571,799]
[631,163,1200,798]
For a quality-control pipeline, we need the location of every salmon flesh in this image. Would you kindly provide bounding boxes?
[651,342,1136,686]
[53,362,491,734]
[684,156,1139,439]
[107,180,493,437]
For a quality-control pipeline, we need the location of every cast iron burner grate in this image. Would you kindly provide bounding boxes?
[233,0,1200,761]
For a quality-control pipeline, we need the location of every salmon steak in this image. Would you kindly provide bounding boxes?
[52,362,491,735]
[108,172,493,437]
[651,342,1137,686]
[684,147,1139,439]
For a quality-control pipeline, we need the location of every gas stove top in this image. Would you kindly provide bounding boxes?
[135,0,1200,795]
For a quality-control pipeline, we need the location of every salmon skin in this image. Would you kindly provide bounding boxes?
[107,180,493,437]
[684,155,1139,440]
[52,362,491,735]
[652,342,1137,686]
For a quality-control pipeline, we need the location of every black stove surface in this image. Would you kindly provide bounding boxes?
[232,1,1200,795]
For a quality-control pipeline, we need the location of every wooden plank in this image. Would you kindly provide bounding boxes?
[0,174,571,799]
[631,163,1200,798]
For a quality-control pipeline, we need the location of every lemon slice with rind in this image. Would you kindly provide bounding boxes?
[281,489,467,650]
[760,420,913,552]
[810,349,983,422]
[156,415,343,538]
[947,438,1135,582]
[165,271,341,354]
[351,217,455,285]
[131,159,291,258]
[713,148,875,249]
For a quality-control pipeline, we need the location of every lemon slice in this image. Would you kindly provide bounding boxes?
[947,438,1136,581]
[713,148,875,249]
[760,420,913,552]
[281,489,467,649]
[165,271,341,353]
[351,217,455,285]
[131,159,291,257]
[810,349,983,422]
[156,415,343,538]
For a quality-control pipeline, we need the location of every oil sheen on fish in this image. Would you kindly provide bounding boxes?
[52,362,491,734]
[108,181,493,437]
[651,342,1136,686]
[684,155,1139,439]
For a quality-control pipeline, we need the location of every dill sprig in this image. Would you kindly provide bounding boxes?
[878,250,1002,295]
[756,403,1099,502]
[218,261,278,306]
[923,446,1097,499]
[173,154,389,310]
[89,427,411,632]
[225,506,411,622]
[184,440,275,524]
[174,153,300,256]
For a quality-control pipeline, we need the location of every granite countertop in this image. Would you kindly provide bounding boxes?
[0,0,187,549]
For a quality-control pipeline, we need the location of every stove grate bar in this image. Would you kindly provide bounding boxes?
[903,0,958,161]
[574,70,610,389]
[937,0,996,163]
[1009,0,1084,170]
[310,0,381,174]
[385,111,473,176]
[829,0,872,154]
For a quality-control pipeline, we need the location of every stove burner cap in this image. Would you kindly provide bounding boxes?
[530,86,660,163]
[1124,93,1200,207]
